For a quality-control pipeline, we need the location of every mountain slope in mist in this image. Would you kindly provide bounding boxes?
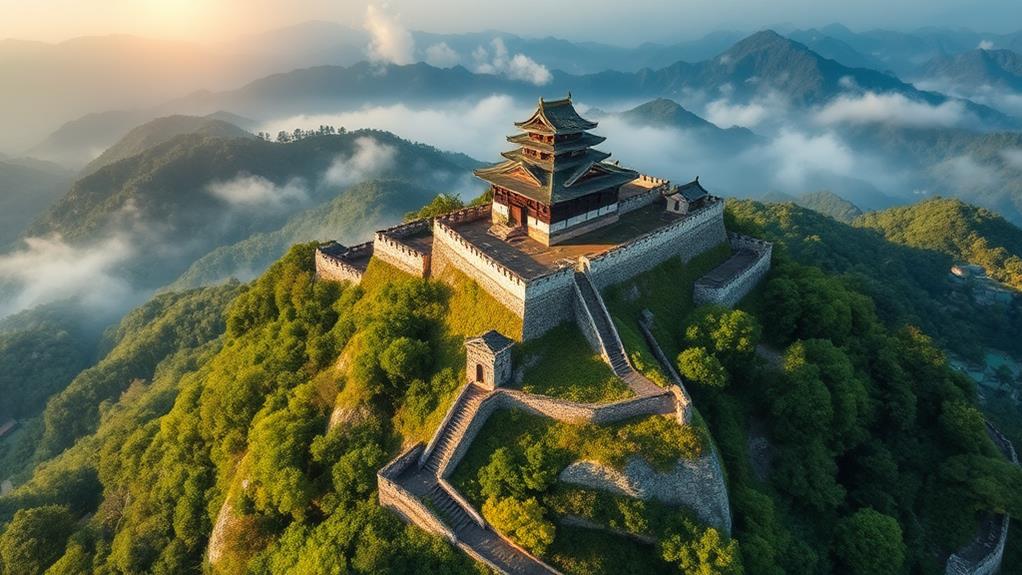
[615,97,762,149]
[920,48,1022,92]
[168,30,1015,130]
[0,159,73,248]
[15,130,474,305]
[81,114,255,176]
[168,179,445,289]
[762,189,864,222]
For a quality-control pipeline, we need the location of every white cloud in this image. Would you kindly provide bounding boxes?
[978,39,995,50]
[1001,148,1022,170]
[364,4,414,65]
[0,234,134,318]
[207,174,307,208]
[932,155,1002,189]
[425,42,460,67]
[324,136,397,186]
[704,99,769,128]
[815,91,969,128]
[758,130,855,188]
[259,95,527,161]
[703,90,790,129]
[473,38,551,86]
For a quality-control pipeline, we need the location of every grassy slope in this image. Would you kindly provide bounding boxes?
[516,323,632,403]
[603,244,732,384]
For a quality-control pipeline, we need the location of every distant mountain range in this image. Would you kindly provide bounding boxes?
[147,31,1012,129]
[9,23,1022,158]
[919,48,1022,92]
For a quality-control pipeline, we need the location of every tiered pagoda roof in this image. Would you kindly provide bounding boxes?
[475,96,638,205]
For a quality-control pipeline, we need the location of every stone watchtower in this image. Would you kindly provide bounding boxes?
[464,330,515,390]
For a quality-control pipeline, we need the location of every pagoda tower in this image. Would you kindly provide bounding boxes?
[475,95,638,245]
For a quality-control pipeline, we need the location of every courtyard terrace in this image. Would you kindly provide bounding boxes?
[450,197,706,280]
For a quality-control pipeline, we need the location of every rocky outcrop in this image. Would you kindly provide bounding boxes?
[559,455,732,535]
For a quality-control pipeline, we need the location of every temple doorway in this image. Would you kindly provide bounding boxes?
[475,364,484,383]
[510,204,526,228]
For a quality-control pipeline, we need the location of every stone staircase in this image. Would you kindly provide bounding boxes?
[422,383,488,474]
[429,483,478,532]
[573,272,662,396]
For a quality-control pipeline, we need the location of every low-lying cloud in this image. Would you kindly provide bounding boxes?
[324,136,397,186]
[207,174,308,209]
[365,4,414,65]
[0,234,135,319]
[815,91,969,128]
[474,38,552,86]
[259,96,527,161]
[425,42,460,68]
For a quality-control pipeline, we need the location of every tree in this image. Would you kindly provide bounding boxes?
[379,337,431,384]
[659,527,743,575]
[0,505,76,575]
[481,497,555,556]
[831,508,905,575]
[405,193,465,221]
[678,347,728,388]
[685,306,761,365]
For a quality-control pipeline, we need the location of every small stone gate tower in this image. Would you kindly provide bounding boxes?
[465,330,515,390]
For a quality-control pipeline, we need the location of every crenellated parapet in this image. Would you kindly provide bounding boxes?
[692,232,773,308]
[315,241,373,284]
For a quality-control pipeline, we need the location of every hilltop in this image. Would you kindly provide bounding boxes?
[24,129,476,293]
[80,114,255,176]
[856,197,1022,290]
[0,197,1019,573]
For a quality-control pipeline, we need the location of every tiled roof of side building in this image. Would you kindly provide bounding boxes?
[674,177,710,202]
[469,330,516,353]
[514,96,598,134]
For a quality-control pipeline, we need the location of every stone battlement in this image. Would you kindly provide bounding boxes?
[317,180,766,342]
[693,232,773,308]
[315,241,373,284]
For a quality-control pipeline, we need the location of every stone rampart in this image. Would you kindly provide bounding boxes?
[315,241,372,284]
[582,198,727,291]
[693,233,772,308]
[377,444,457,544]
[945,424,1017,575]
[374,219,432,278]
[619,176,669,215]
[558,452,732,534]
[438,389,676,479]
[521,269,577,340]
[433,211,529,316]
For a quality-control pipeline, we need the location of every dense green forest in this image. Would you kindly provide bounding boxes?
[855,197,1022,290]
[726,199,1022,360]
[1,195,1021,574]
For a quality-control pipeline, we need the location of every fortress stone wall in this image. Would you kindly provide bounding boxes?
[582,199,727,291]
[373,220,432,278]
[945,424,1018,575]
[378,444,457,543]
[315,241,371,284]
[438,388,677,480]
[693,233,773,308]
[618,176,669,215]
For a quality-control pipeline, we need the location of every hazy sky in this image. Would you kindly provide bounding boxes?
[2,0,1021,45]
